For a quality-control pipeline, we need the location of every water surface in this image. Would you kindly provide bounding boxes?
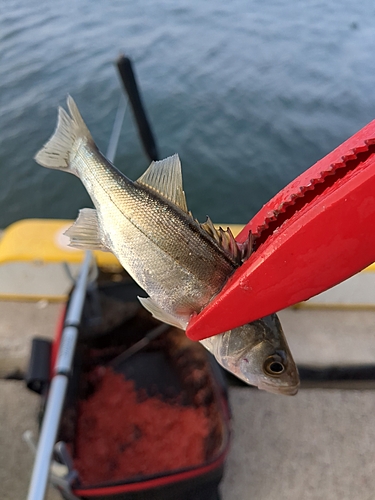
[1,0,374,228]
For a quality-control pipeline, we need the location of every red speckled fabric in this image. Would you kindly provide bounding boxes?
[73,368,211,485]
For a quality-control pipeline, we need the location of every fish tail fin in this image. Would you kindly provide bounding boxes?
[34,96,94,171]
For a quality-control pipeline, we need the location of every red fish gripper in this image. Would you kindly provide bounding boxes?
[187,120,375,340]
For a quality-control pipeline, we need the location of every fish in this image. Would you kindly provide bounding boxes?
[200,313,299,395]
[34,96,252,331]
[35,97,299,395]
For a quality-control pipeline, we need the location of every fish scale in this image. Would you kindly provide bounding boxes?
[78,147,236,282]
[35,97,237,329]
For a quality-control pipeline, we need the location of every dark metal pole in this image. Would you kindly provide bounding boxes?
[116,55,159,162]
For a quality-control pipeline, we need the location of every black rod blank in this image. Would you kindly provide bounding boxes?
[116,55,159,162]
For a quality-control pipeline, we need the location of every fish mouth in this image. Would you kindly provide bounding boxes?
[279,384,299,396]
[261,381,300,396]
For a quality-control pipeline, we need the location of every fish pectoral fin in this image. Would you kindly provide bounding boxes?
[135,154,188,213]
[138,296,187,330]
[64,208,109,251]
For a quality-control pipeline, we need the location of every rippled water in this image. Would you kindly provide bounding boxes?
[1,0,374,228]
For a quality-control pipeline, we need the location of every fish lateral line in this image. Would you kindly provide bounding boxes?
[129,180,240,268]
[34,95,251,266]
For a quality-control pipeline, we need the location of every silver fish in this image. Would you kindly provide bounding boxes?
[35,96,252,330]
[200,314,299,395]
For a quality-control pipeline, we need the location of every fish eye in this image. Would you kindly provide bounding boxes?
[263,356,285,376]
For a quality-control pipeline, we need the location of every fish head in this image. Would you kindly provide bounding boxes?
[236,342,299,395]
[218,314,300,395]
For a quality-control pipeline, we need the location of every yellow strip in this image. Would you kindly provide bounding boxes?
[0,219,374,272]
[293,302,375,311]
[0,219,121,268]
[0,293,67,303]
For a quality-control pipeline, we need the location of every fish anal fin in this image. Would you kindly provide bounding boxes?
[136,154,188,213]
[138,296,187,330]
[64,208,109,251]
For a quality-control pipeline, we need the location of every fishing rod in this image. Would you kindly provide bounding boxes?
[116,54,159,162]
[27,251,93,500]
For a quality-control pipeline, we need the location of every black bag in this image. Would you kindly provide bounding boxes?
[27,280,231,500]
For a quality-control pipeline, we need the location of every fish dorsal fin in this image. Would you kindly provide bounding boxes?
[136,154,188,213]
[200,217,254,264]
[200,216,220,244]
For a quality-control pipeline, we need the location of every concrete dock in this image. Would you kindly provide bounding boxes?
[1,301,375,500]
